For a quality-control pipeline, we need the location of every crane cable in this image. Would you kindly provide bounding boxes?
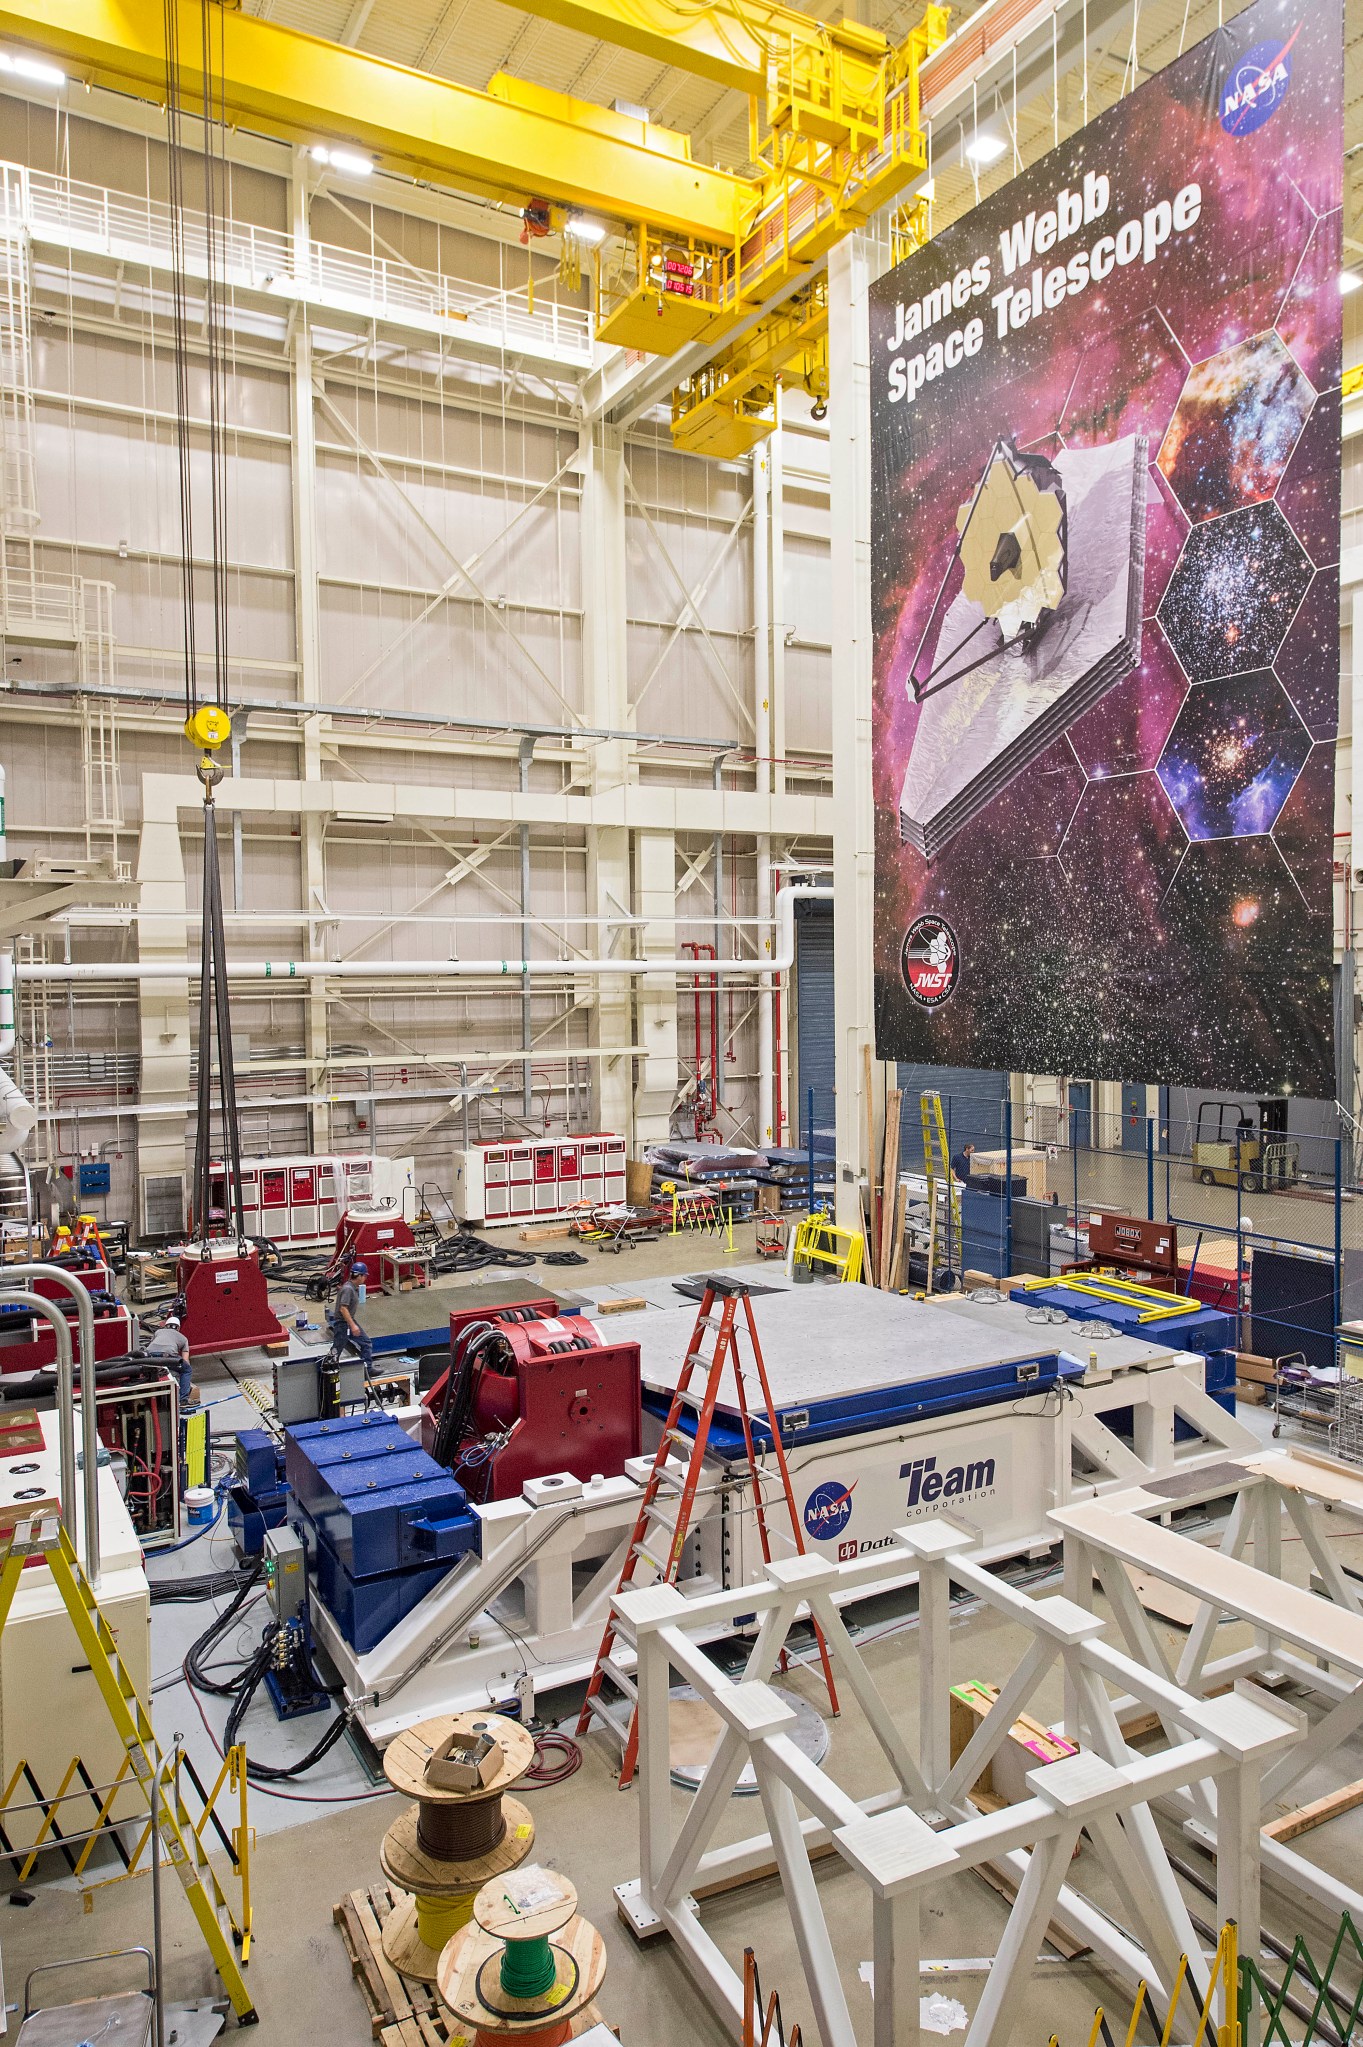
[163,0,245,1248]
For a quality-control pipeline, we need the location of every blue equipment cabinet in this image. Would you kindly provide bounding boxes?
[285,1412,480,1653]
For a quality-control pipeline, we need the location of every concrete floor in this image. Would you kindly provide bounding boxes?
[8,1222,1363,2047]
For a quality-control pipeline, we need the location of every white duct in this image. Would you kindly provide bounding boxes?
[19,882,834,983]
[0,763,11,1059]
[0,764,36,1202]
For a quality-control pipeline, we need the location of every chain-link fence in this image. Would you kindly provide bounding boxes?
[888,1087,1351,1362]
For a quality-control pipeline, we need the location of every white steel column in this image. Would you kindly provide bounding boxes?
[580,423,635,1140]
[828,232,884,1229]
[769,397,788,800]
[634,829,679,1143]
[134,814,192,1199]
[754,441,776,1145]
[290,153,331,1152]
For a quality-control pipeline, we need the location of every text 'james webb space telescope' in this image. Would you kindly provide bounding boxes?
[901,433,1146,860]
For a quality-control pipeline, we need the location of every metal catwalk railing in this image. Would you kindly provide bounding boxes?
[0,167,37,532]
[11,160,593,366]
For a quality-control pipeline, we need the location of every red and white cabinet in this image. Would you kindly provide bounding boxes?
[454,1134,626,1224]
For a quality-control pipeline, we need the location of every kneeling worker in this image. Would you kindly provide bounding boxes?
[147,1314,195,1409]
[331,1261,375,1376]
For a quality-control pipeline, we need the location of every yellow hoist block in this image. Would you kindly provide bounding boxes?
[671,284,826,457]
[184,703,232,752]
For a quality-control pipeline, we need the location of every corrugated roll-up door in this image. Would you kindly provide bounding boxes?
[793,902,836,1155]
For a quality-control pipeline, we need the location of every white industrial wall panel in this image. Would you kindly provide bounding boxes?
[316,583,583,726]
[624,444,753,740]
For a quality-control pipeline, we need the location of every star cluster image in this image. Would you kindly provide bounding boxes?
[869,0,1342,1096]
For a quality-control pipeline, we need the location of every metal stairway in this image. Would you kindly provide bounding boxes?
[0,166,122,846]
[0,1515,256,2020]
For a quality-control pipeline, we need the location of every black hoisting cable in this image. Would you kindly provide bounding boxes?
[192,771,246,1249]
[165,0,246,1250]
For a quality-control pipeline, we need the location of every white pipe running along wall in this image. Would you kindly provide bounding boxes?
[0,764,36,1172]
[18,882,834,982]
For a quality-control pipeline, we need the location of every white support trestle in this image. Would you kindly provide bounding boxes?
[1051,1448,1363,1951]
[611,1516,1301,2047]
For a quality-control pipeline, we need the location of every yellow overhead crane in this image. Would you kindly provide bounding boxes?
[8,0,949,457]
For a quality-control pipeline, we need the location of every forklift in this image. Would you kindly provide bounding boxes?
[1193,1099,1299,1194]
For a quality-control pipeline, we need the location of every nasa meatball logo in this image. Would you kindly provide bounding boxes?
[803,1479,855,1543]
[901,915,959,1009]
[1220,30,1298,136]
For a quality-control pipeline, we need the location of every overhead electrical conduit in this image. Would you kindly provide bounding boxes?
[18,882,834,983]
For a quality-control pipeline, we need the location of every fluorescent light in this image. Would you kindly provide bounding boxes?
[0,52,66,87]
[565,217,608,245]
[965,131,1007,167]
[1340,271,1362,296]
[310,144,374,177]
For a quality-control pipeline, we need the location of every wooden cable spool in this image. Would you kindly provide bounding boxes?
[436,1866,606,2047]
[379,1711,536,1983]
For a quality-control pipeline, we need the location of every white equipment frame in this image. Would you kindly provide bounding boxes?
[610,1522,1300,2047]
[321,1338,1253,1745]
[1051,1447,1363,1933]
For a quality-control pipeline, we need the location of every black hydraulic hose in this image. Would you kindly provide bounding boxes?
[432,1322,504,1470]
[223,1635,352,1782]
[183,1558,264,1695]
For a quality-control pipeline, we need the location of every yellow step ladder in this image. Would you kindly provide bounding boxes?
[919,1091,961,1288]
[0,1515,256,2021]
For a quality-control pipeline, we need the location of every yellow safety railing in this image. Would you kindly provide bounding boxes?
[1047,1921,1239,2047]
[791,1214,863,1284]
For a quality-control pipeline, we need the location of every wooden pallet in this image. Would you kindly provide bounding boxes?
[336,1885,617,2043]
[335,1884,443,2039]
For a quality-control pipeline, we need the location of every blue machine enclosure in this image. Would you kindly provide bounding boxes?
[285,1411,480,1651]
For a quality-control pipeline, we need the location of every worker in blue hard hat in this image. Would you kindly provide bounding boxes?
[330,1260,375,1377]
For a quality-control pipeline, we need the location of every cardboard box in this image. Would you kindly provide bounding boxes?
[1236,1353,1277,1386]
[626,1159,655,1207]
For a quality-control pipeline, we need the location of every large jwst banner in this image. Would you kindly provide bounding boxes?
[871,0,1342,1096]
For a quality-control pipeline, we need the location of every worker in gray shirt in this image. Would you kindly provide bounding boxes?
[330,1261,374,1376]
[147,1315,195,1408]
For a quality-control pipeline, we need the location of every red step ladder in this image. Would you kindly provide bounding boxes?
[576,1277,839,1786]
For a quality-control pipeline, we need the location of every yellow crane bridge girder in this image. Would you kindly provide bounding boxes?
[507,0,886,104]
[3,0,751,243]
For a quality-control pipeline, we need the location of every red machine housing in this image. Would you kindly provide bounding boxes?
[0,1293,133,1374]
[176,1245,287,1357]
[421,1302,641,1502]
[32,1252,111,1299]
[334,1205,416,1268]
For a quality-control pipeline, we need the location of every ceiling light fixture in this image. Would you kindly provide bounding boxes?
[565,217,608,245]
[1339,271,1361,296]
[0,52,66,87]
[965,131,1007,167]
[310,144,374,177]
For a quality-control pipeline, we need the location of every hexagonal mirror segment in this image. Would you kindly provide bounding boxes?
[1157,332,1314,522]
[1157,502,1311,681]
[1155,669,1310,840]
